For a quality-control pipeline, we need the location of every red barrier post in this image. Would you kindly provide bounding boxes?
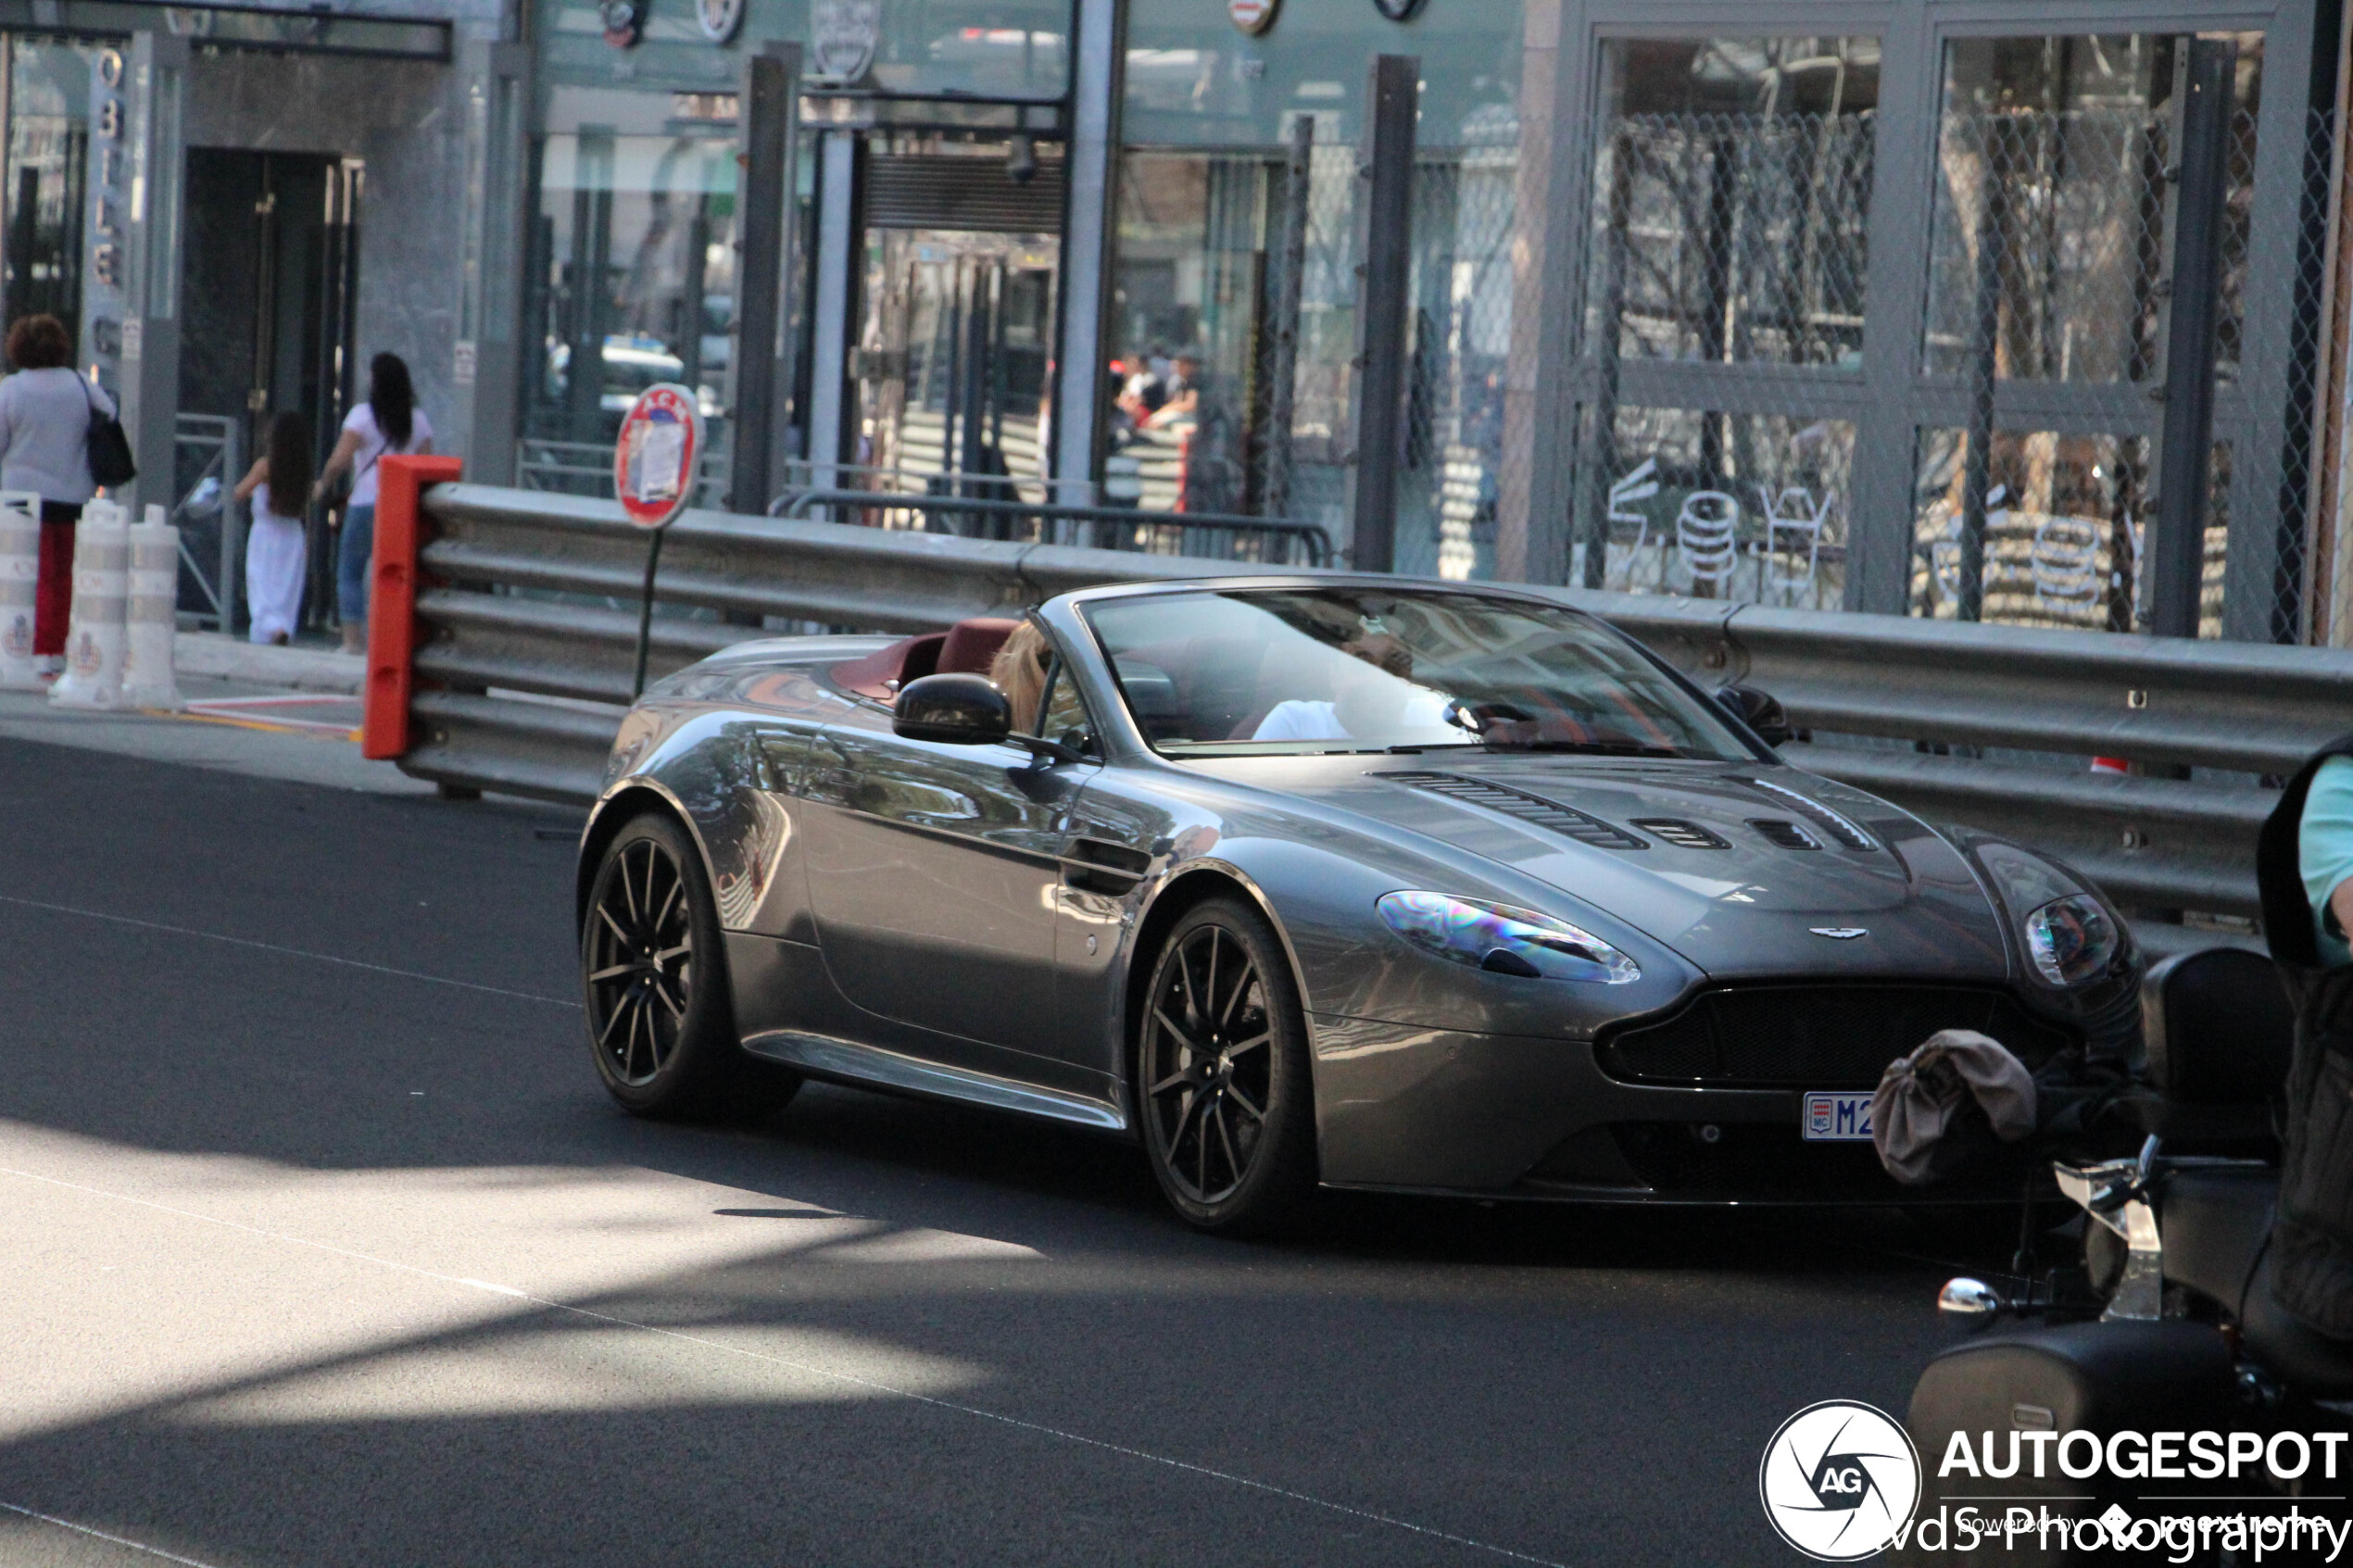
[361,454,464,760]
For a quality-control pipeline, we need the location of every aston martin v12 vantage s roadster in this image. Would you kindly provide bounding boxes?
[575,578,2137,1232]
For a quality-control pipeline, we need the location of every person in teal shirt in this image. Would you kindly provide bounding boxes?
[2301,756,2353,969]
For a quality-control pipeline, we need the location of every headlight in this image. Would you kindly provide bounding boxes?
[2023,894,2119,987]
[1377,891,1639,985]
[1975,842,2123,989]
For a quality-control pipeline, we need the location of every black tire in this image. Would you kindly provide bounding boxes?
[1136,896,1318,1235]
[582,811,800,1121]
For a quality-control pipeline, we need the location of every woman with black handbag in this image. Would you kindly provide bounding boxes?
[0,314,120,679]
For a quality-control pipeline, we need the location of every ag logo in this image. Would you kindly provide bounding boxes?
[1758,1400,1919,1562]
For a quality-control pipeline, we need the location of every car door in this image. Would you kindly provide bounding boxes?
[800,688,1098,1060]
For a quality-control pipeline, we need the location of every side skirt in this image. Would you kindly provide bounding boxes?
[740,1029,1131,1134]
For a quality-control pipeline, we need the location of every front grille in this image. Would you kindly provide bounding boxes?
[1385,772,1649,851]
[1596,984,2079,1088]
[1631,817,1728,849]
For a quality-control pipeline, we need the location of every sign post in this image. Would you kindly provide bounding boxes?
[613,383,704,698]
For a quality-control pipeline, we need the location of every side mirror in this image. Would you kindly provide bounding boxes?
[1717,684,1794,747]
[894,672,1013,746]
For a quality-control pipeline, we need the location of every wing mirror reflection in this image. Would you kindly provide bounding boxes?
[894,673,1013,746]
[1716,684,1794,747]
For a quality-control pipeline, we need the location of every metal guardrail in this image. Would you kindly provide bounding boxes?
[778,488,1332,567]
[383,479,2353,922]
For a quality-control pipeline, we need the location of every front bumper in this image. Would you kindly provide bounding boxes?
[1307,1011,2046,1205]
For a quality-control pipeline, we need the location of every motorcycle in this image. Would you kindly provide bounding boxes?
[1895,946,2351,1564]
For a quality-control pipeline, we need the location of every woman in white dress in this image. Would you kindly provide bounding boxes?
[233,411,312,646]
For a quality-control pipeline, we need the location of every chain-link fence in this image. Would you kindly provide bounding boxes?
[1570,110,1873,611]
[1564,83,2347,646]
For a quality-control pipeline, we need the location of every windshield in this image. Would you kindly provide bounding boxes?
[1079,588,1755,759]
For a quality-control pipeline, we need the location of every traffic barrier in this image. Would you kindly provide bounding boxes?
[377,480,2353,921]
[363,454,464,760]
[0,491,41,690]
[49,499,128,709]
[119,504,181,710]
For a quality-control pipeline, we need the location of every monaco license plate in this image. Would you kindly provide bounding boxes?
[1802,1091,1875,1142]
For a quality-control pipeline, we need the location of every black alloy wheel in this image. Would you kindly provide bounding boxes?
[582,812,799,1119]
[1138,897,1317,1234]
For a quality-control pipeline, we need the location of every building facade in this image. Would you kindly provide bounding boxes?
[0,0,2345,642]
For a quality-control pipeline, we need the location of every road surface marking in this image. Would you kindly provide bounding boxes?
[0,1501,226,1567]
[1,1161,1567,1568]
[0,893,579,1008]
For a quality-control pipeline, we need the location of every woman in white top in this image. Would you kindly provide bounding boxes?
[0,313,114,670]
[233,411,312,646]
[315,353,432,654]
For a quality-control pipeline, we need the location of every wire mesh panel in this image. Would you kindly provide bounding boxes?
[1569,108,1875,610]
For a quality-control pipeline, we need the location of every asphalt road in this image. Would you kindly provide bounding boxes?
[0,734,1979,1567]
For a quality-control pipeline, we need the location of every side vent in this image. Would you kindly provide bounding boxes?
[1063,838,1151,897]
[1629,818,1729,850]
[1746,778,1877,850]
[1748,818,1822,851]
[1385,772,1648,851]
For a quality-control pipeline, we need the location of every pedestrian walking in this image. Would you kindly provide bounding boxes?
[0,314,115,677]
[233,410,312,646]
[315,353,432,655]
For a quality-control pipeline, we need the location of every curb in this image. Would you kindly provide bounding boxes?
[174,632,365,695]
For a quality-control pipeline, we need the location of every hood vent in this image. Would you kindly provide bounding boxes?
[1746,778,1877,850]
[1385,772,1649,851]
[1748,818,1822,851]
[1629,817,1729,850]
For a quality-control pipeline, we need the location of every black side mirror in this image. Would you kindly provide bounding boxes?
[895,673,1012,746]
[1717,684,1794,747]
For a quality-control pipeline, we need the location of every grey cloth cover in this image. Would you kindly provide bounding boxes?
[1871,1029,2038,1185]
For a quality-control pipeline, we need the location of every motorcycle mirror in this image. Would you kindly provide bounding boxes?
[1937,1276,2002,1328]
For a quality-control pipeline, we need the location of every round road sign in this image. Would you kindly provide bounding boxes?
[612,383,704,530]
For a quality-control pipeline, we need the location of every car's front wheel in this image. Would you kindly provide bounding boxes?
[583,811,799,1120]
[1137,896,1317,1235]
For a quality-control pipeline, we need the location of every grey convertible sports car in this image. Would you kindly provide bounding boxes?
[575,576,2140,1232]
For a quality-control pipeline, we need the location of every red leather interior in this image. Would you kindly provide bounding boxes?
[830,633,945,701]
[827,616,1017,700]
[937,617,1019,675]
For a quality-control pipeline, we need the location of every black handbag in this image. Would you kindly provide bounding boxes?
[84,383,135,488]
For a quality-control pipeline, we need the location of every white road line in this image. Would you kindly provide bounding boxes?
[0,1501,227,1568]
[0,894,579,1009]
[0,1163,1567,1568]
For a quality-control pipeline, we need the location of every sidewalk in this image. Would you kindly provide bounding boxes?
[0,633,432,796]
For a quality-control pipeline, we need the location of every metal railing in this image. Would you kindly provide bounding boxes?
[172,413,245,632]
[777,488,1331,566]
[384,480,2349,924]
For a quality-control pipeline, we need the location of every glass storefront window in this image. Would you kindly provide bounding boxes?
[1573,36,1876,604]
[1924,34,2264,386]
[522,124,738,473]
[1111,2,1524,578]
[1912,32,2265,634]
[4,37,101,356]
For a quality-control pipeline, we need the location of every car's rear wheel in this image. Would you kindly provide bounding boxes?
[1137,897,1317,1235]
[583,811,799,1120]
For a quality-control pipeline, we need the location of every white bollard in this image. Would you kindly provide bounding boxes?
[120,504,182,710]
[49,498,128,709]
[0,490,41,690]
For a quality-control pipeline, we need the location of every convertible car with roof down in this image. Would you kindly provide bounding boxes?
[574,577,2140,1232]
